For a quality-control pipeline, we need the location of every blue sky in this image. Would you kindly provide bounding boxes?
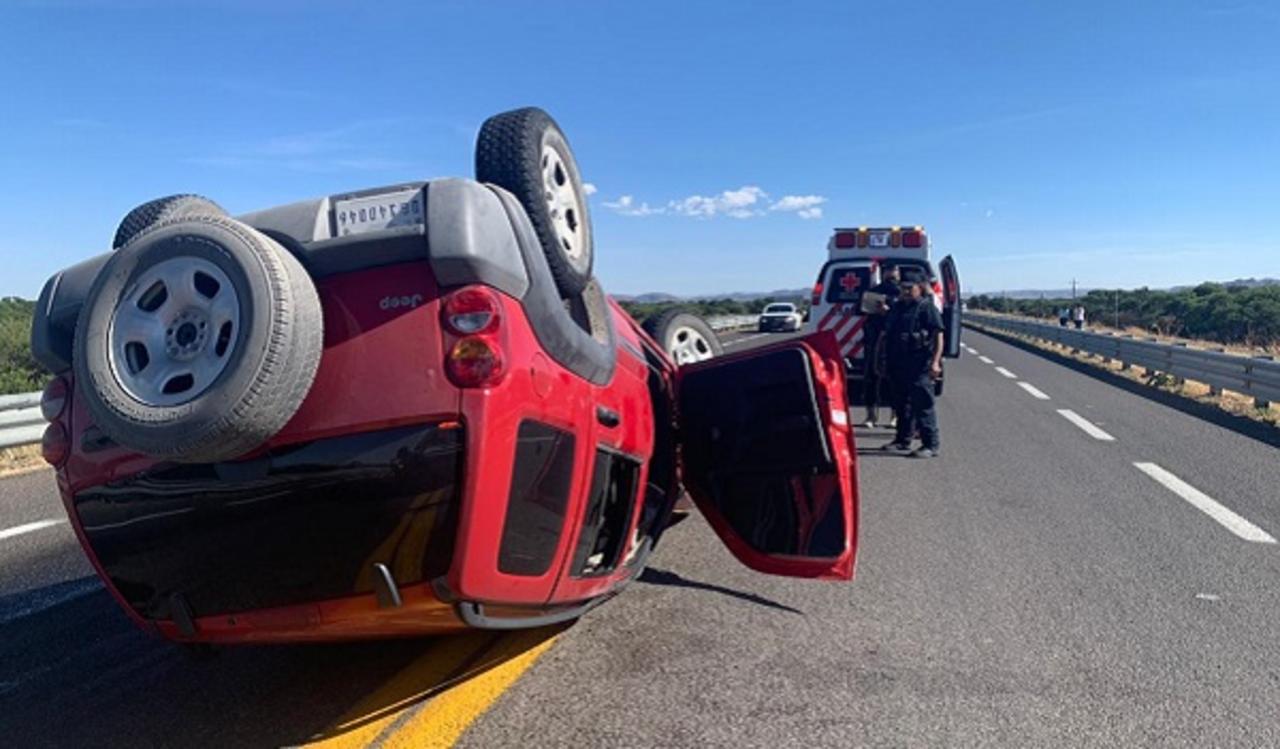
[2,0,1278,298]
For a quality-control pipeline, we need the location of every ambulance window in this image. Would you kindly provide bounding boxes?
[825,267,871,304]
[897,262,930,285]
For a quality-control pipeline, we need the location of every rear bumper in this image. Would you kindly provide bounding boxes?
[70,422,464,641]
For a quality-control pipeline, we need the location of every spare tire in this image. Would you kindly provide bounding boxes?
[113,194,226,249]
[642,309,723,366]
[74,214,323,463]
[476,107,593,297]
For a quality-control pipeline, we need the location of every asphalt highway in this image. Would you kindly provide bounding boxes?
[4,327,1280,747]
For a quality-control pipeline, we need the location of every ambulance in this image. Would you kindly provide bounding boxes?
[803,226,962,395]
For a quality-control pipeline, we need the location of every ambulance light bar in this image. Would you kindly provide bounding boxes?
[832,227,926,250]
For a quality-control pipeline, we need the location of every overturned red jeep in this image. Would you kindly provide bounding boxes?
[30,108,859,644]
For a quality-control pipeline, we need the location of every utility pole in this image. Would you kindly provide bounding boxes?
[1071,278,1078,301]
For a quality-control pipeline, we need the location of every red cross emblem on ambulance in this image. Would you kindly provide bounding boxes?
[840,273,862,293]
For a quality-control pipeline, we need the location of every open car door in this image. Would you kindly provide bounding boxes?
[940,255,962,359]
[675,333,858,580]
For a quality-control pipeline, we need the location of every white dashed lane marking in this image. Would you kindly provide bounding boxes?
[994,366,1018,379]
[0,518,65,541]
[1056,409,1116,441]
[1017,382,1051,400]
[978,356,994,364]
[1134,462,1277,544]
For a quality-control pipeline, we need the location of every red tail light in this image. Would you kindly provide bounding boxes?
[443,286,501,335]
[41,422,70,466]
[902,230,923,248]
[446,336,505,387]
[834,232,856,249]
[41,376,69,421]
[811,281,824,305]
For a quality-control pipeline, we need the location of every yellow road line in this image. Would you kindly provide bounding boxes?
[302,625,562,749]
[374,627,561,749]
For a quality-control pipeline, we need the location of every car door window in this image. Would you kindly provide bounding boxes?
[570,448,641,577]
[498,421,577,576]
[676,336,857,579]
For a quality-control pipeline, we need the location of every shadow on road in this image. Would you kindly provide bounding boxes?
[0,579,562,747]
[976,327,1280,450]
[638,567,802,615]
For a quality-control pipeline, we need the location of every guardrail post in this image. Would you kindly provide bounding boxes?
[1253,355,1274,409]
[1208,348,1226,395]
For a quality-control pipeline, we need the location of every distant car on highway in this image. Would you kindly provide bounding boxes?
[804,227,962,393]
[30,108,859,646]
[757,302,803,333]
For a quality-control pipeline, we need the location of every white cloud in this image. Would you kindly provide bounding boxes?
[583,182,598,195]
[602,185,828,220]
[770,195,826,212]
[669,185,768,218]
[603,194,664,216]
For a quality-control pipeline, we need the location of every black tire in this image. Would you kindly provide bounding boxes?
[113,194,226,249]
[74,214,323,463]
[642,309,723,365]
[476,107,593,297]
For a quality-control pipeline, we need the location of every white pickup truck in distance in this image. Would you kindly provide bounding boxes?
[803,226,962,386]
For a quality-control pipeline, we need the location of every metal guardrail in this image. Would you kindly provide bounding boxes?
[966,312,1280,407]
[0,392,44,450]
[707,315,759,332]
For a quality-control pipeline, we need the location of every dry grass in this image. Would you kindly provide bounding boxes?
[0,443,49,478]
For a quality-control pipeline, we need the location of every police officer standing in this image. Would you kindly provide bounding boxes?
[861,263,901,428]
[879,277,944,458]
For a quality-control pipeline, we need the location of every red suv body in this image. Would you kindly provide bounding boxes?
[32,159,859,647]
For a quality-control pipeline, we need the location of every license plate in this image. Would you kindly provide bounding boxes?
[868,230,891,248]
[333,188,425,237]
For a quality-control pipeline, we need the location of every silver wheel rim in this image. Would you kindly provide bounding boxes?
[541,144,587,266]
[107,256,241,407]
[669,325,715,365]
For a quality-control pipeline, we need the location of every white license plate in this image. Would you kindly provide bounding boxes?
[334,188,425,237]
[868,230,891,248]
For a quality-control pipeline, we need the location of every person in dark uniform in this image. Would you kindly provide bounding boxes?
[879,277,945,458]
[861,263,901,427]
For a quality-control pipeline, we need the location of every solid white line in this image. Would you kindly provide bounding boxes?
[1134,462,1277,544]
[978,356,994,364]
[1056,409,1115,441]
[994,366,1018,379]
[0,518,65,541]
[1017,382,1051,400]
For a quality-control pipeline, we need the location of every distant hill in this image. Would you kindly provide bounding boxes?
[970,288,1093,300]
[972,278,1279,299]
[1173,277,1280,291]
